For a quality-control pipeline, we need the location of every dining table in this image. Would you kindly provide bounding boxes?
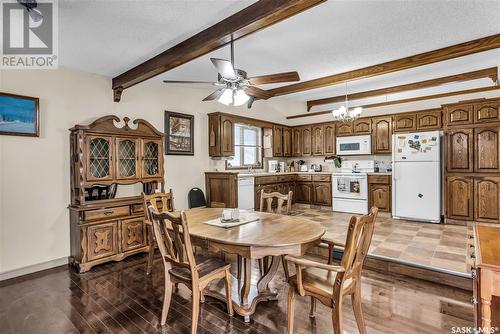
[179,207,326,322]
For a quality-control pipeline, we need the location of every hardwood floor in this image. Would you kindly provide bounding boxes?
[0,253,473,334]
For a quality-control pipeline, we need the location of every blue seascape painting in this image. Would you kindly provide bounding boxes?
[0,94,38,135]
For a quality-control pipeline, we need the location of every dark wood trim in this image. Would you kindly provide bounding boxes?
[111,0,325,100]
[0,92,40,137]
[287,86,500,119]
[164,111,194,156]
[270,34,500,96]
[306,67,498,110]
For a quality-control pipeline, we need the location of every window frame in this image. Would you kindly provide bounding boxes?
[225,123,263,170]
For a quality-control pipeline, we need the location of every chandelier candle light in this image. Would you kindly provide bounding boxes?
[332,82,362,122]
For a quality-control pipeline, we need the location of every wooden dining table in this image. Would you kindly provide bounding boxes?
[179,207,326,322]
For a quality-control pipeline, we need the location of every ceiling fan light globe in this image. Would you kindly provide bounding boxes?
[233,89,250,106]
[218,88,233,106]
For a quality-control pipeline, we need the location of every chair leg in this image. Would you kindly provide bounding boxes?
[161,274,173,325]
[146,227,155,275]
[327,243,334,265]
[309,296,316,318]
[331,297,343,334]
[281,255,290,281]
[287,287,295,334]
[352,285,367,334]
[191,289,200,334]
[237,255,242,280]
[224,269,234,316]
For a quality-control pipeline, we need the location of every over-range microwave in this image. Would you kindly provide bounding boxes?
[336,135,372,155]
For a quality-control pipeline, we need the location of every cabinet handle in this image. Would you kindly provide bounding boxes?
[470,297,478,305]
[103,211,114,216]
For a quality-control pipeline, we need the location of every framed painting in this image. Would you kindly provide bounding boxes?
[0,92,39,137]
[165,111,194,155]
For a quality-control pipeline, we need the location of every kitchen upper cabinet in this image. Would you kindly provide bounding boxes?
[302,126,312,156]
[208,114,234,157]
[353,119,371,134]
[446,176,474,221]
[474,126,500,173]
[369,184,391,212]
[312,182,332,206]
[273,126,283,157]
[292,128,302,157]
[323,123,336,155]
[336,122,353,136]
[443,104,473,126]
[372,116,392,154]
[283,127,292,157]
[446,129,473,173]
[474,101,500,124]
[417,110,442,130]
[312,125,324,156]
[295,182,312,203]
[474,177,500,223]
[394,113,416,132]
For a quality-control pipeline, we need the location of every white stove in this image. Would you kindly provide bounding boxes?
[332,160,374,214]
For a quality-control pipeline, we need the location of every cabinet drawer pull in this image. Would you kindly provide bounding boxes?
[103,211,114,216]
[470,297,478,305]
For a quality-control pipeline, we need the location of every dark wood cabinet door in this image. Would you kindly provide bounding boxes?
[336,122,353,136]
[394,113,417,132]
[474,126,500,173]
[115,138,140,180]
[121,218,147,252]
[273,126,283,157]
[417,110,442,130]
[372,116,392,153]
[474,101,500,124]
[85,135,114,182]
[369,184,391,212]
[295,182,312,203]
[208,114,221,156]
[312,125,324,156]
[283,127,292,157]
[444,104,473,126]
[87,222,119,261]
[323,123,336,155]
[292,128,302,156]
[302,127,312,156]
[446,129,473,173]
[313,182,332,206]
[446,176,473,221]
[474,177,500,222]
[220,116,234,156]
[353,119,371,134]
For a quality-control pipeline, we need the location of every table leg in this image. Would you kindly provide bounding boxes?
[241,258,252,306]
[257,256,280,293]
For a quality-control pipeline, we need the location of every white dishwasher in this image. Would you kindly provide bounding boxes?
[238,176,255,210]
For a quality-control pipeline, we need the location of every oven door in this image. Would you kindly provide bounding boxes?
[333,174,367,199]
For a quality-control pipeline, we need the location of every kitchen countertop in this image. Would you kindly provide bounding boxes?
[367,172,392,175]
[237,171,333,177]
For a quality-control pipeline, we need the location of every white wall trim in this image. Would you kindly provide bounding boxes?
[0,257,68,281]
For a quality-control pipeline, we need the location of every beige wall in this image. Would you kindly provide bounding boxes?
[0,67,304,274]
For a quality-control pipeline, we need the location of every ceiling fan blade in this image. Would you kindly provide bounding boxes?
[244,86,273,100]
[202,89,224,101]
[163,80,216,85]
[210,58,237,80]
[248,71,300,85]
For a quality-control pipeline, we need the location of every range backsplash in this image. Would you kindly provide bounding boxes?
[286,155,392,172]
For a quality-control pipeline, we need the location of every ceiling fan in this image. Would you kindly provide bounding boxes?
[17,0,43,22]
[163,40,300,108]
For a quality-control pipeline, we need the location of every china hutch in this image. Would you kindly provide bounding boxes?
[68,115,164,272]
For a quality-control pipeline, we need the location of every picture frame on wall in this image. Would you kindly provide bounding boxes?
[0,92,40,137]
[164,111,194,155]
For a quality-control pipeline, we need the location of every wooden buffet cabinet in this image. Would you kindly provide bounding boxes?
[69,116,164,272]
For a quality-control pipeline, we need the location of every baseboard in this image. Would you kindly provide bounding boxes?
[0,257,68,281]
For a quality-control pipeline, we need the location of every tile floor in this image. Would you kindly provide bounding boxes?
[293,205,473,274]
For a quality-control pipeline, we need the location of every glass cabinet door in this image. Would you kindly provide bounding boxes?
[116,138,139,180]
[86,136,114,181]
[142,139,162,178]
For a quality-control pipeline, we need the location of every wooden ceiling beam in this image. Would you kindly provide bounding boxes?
[111,0,325,102]
[286,85,500,119]
[270,34,500,97]
[306,67,498,110]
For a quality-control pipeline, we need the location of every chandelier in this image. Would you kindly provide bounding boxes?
[217,87,250,107]
[332,82,362,122]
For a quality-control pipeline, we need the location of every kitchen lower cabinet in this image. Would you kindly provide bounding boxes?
[205,172,238,208]
[313,182,332,206]
[295,182,313,203]
[474,177,500,223]
[367,174,391,212]
[446,176,474,221]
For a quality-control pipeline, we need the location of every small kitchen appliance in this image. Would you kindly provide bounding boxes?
[336,135,371,155]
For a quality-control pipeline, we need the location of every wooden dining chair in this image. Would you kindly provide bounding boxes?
[285,207,379,334]
[148,204,233,332]
[142,190,175,275]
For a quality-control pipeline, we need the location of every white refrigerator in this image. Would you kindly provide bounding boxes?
[392,130,442,223]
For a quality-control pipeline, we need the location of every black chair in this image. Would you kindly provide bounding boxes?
[188,188,207,208]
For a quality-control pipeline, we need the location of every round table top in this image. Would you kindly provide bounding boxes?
[183,208,325,248]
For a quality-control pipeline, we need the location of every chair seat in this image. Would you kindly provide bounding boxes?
[169,254,230,282]
[289,267,353,298]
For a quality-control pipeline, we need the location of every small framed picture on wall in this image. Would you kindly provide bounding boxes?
[164,111,194,155]
[0,92,40,137]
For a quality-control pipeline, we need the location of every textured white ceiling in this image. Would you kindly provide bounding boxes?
[58,0,500,109]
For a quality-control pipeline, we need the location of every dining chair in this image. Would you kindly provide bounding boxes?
[188,187,207,208]
[148,204,233,332]
[142,190,175,275]
[285,207,379,334]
